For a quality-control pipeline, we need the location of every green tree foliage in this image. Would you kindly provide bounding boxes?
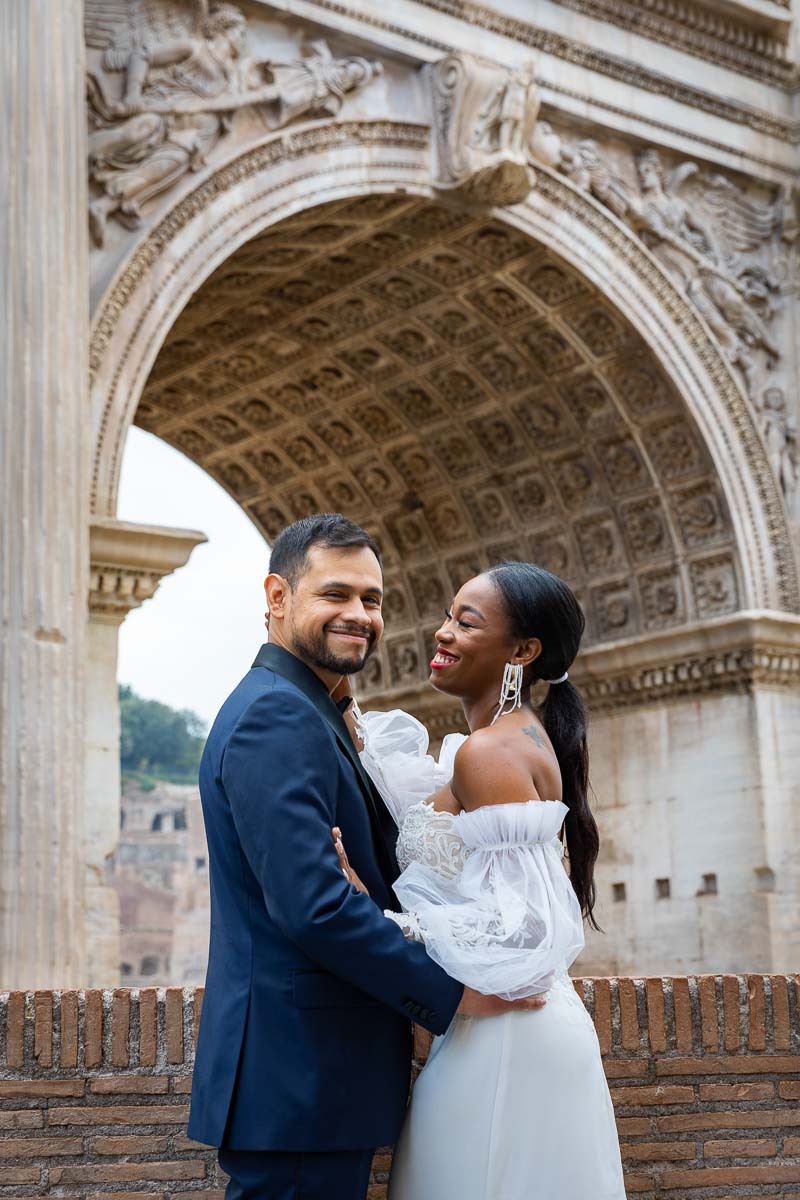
[119,684,206,781]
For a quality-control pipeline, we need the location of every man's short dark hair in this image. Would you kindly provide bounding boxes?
[269,514,382,588]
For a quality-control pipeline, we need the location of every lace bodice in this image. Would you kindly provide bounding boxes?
[396,800,567,879]
[396,802,467,879]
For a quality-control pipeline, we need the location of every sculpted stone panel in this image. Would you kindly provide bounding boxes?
[574,513,627,576]
[426,53,537,205]
[138,195,742,699]
[646,418,707,482]
[505,473,556,525]
[408,568,449,621]
[620,496,672,564]
[445,551,488,594]
[387,635,423,689]
[85,3,382,246]
[544,131,795,420]
[672,482,730,549]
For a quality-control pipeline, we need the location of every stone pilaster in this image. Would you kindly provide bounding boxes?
[576,612,800,975]
[0,0,89,986]
[86,519,206,986]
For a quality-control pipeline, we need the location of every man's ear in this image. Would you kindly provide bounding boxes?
[265,573,290,620]
[513,637,541,669]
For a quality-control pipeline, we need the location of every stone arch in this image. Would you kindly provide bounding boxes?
[89,120,799,702]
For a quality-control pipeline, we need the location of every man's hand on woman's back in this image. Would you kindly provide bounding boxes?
[456,987,547,1018]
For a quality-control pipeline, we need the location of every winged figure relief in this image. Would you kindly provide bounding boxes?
[556,138,783,396]
[632,150,782,383]
[85,0,381,246]
[635,153,780,269]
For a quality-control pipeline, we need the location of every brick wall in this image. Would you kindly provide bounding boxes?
[0,977,796,1198]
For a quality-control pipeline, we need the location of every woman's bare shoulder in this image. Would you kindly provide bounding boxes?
[452,725,543,811]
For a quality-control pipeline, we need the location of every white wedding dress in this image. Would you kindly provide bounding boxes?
[359,709,626,1200]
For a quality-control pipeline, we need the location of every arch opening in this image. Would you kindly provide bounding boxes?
[133,193,746,700]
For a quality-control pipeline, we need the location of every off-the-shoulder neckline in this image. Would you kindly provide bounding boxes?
[456,799,568,814]
[423,798,568,816]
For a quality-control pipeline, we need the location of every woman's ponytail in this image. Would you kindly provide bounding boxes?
[489,561,600,929]
[539,679,599,929]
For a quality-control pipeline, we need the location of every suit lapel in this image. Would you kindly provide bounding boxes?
[252,643,399,887]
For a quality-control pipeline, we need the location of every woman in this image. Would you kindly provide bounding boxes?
[335,561,626,1200]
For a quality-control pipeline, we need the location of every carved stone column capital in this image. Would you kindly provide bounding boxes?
[426,52,537,206]
[89,519,207,625]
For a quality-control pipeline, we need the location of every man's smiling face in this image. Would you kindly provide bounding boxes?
[270,544,384,678]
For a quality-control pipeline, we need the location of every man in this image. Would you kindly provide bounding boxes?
[189,514,541,1199]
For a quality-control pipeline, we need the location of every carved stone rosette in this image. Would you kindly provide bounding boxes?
[427,53,537,206]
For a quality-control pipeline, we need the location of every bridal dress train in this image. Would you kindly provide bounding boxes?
[359,710,626,1200]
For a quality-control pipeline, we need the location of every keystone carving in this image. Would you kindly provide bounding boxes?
[85,0,382,246]
[427,53,537,206]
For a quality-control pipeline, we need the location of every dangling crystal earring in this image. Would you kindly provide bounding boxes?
[491,663,523,726]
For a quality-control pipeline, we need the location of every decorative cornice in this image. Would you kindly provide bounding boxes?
[307,0,800,140]
[363,612,800,720]
[575,610,800,712]
[419,0,793,84]
[560,0,790,72]
[89,519,206,624]
[580,643,800,711]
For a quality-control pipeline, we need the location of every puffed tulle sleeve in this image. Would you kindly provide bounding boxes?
[357,707,467,827]
[358,710,585,1000]
[391,801,585,999]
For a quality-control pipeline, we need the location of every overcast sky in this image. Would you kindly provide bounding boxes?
[117,427,269,728]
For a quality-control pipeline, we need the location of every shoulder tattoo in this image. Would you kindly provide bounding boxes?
[522,724,545,749]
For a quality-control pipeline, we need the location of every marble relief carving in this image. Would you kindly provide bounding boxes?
[85,1,381,245]
[82,0,800,569]
[427,53,537,205]
[759,389,799,502]
[138,195,745,698]
[548,134,793,413]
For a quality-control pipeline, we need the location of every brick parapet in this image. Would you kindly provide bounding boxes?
[0,977,796,1197]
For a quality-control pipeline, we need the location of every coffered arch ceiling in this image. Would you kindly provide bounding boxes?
[137,194,742,698]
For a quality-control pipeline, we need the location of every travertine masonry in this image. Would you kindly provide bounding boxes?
[4,0,800,988]
[0,0,90,988]
[0,979,796,1198]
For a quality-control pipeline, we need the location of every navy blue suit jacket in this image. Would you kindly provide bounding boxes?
[188,644,463,1151]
